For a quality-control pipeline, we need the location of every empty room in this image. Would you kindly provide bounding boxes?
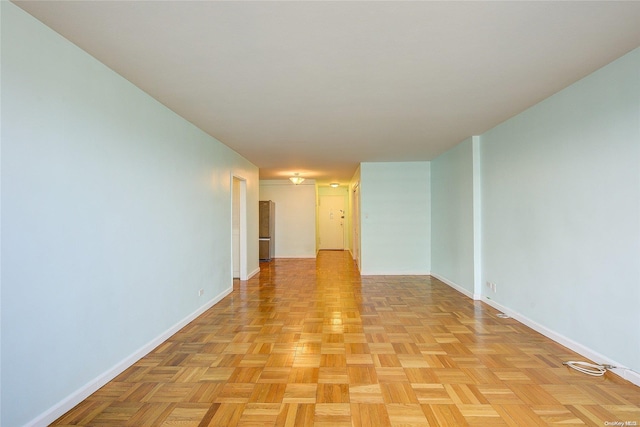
[2,1,639,426]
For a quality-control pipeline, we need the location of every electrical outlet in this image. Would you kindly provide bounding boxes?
[198,289,204,297]
[492,283,497,292]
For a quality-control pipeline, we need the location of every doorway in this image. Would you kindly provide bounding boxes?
[352,182,360,268]
[318,195,346,250]
[231,175,248,280]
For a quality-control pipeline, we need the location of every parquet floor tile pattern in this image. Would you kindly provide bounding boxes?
[53,251,640,426]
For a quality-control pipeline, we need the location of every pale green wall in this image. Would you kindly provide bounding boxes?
[481,48,639,371]
[1,3,259,425]
[4,2,639,424]
[430,48,640,377]
[430,138,475,294]
[360,162,431,275]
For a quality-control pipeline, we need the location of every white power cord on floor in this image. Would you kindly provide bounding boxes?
[563,361,613,376]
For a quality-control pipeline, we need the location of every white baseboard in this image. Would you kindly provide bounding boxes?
[247,267,260,279]
[482,296,640,388]
[430,273,479,300]
[27,286,233,427]
[433,274,640,387]
[360,270,431,276]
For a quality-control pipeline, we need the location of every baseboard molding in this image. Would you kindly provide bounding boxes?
[430,273,479,300]
[431,274,640,386]
[26,277,639,427]
[360,270,431,276]
[27,286,233,427]
[247,267,260,280]
[482,296,640,388]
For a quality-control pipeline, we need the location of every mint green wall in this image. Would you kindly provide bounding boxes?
[360,162,430,275]
[4,2,639,424]
[431,47,639,374]
[481,49,639,371]
[1,3,258,426]
[430,138,475,294]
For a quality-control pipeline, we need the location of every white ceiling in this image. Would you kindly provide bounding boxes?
[14,1,640,185]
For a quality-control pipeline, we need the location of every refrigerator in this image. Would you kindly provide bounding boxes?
[259,200,275,261]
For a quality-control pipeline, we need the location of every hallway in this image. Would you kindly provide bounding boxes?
[53,251,640,426]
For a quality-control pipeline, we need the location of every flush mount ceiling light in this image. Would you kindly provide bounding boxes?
[289,173,305,185]
[330,183,340,188]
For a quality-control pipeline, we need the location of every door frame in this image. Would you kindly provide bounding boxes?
[352,181,361,269]
[318,194,347,250]
[231,174,248,281]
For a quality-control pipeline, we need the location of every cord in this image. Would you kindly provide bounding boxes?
[563,361,613,376]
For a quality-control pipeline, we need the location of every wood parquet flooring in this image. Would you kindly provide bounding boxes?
[53,251,640,426]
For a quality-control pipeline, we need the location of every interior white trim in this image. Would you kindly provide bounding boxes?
[482,296,640,388]
[434,271,640,387]
[360,270,431,276]
[247,267,261,280]
[26,287,233,427]
[431,273,479,300]
[231,174,248,281]
[471,135,483,299]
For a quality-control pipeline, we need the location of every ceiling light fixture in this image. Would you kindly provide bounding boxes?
[289,173,305,185]
[330,183,340,188]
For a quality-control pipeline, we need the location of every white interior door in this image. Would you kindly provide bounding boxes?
[319,195,345,250]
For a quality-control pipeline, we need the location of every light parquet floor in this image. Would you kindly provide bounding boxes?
[53,251,640,426]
